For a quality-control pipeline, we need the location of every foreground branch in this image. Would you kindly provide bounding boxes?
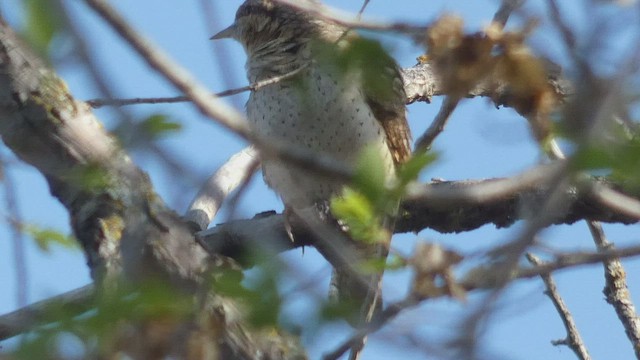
[0,14,303,358]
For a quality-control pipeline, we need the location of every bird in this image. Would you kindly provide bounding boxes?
[212,1,411,357]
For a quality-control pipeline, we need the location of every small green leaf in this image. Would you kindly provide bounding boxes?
[64,163,111,192]
[331,188,384,243]
[25,225,78,252]
[353,145,387,208]
[571,144,614,172]
[313,37,398,102]
[23,0,63,55]
[397,152,438,186]
[141,114,182,138]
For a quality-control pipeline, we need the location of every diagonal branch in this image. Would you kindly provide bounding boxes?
[527,254,591,360]
[587,222,640,359]
[0,14,304,359]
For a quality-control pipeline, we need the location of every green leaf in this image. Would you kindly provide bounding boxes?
[571,133,640,190]
[140,114,182,138]
[25,225,78,252]
[23,0,63,56]
[64,163,111,192]
[331,188,384,243]
[353,145,387,208]
[313,37,398,102]
[397,152,438,186]
[246,273,281,328]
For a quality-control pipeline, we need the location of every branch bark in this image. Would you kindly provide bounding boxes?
[199,169,638,261]
[0,17,304,359]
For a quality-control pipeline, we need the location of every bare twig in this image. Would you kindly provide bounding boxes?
[492,0,524,28]
[0,155,28,307]
[414,96,460,151]
[526,254,591,360]
[185,146,259,231]
[413,0,523,153]
[357,0,371,19]
[198,0,243,109]
[587,222,640,359]
[510,245,640,283]
[87,65,308,108]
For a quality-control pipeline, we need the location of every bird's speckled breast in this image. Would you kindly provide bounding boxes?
[247,65,394,209]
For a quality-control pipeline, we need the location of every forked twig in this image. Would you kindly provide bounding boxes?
[526,254,591,360]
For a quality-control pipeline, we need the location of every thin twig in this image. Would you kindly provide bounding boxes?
[547,0,589,76]
[526,253,591,360]
[414,96,460,151]
[413,0,521,153]
[198,0,244,110]
[0,155,28,307]
[357,0,370,19]
[0,285,94,341]
[86,65,308,109]
[492,0,524,28]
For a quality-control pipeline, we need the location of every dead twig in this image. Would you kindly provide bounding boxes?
[526,253,591,360]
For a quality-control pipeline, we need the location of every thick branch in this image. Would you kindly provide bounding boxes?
[200,172,638,260]
[0,17,303,359]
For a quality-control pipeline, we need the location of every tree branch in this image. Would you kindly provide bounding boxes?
[198,167,638,261]
[526,254,591,360]
[587,222,640,359]
[0,285,94,341]
[0,14,304,359]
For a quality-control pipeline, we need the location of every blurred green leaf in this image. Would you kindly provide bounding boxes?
[64,163,111,192]
[140,114,182,138]
[353,145,387,208]
[313,37,398,102]
[571,133,640,189]
[331,188,384,243]
[211,268,250,299]
[25,225,78,252]
[397,152,438,186]
[23,0,64,56]
[246,271,281,328]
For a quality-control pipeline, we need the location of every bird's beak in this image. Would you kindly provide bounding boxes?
[210,24,237,40]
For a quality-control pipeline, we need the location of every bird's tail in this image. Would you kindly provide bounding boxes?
[329,214,395,360]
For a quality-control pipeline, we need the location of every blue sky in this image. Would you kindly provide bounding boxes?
[1,1,639,359]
